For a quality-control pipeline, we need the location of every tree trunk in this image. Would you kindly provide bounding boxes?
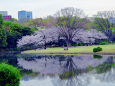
[67,41,71,47]
[44,44,46,49]
[64,41,71,50]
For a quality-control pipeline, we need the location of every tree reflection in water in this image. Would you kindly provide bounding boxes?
[53,55,90,86]
[95,56,115,82]
[2,54,114,86]
[53,56,115,86]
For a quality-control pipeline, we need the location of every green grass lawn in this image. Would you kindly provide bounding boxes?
[22,44,115,54]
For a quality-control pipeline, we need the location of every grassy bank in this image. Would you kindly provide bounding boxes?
[22,44,115,54]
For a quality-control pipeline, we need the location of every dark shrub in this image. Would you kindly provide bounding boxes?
[93,48,98,52]
[0,63,21,86]
[97,47,102,51]
[93,47,102,52]
[93,55,103,59]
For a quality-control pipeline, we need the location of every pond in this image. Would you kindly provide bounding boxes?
[0,53,115,86]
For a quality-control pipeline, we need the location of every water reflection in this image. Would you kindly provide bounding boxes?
[93,55,103,59]
[0,54,115,86]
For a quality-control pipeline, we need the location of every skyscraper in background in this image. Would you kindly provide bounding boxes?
[18,10,32,22]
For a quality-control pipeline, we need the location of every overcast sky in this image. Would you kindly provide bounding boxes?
[0,0,115,19]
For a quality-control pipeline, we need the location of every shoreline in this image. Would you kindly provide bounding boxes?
[0,51,21,54]
[21,52,115,55]
[21,44,115,55]
[0,51,114,56]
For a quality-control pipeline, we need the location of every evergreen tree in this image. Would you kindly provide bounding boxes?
[0,14,7,48]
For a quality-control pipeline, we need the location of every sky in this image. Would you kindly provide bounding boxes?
[0,0,115,19]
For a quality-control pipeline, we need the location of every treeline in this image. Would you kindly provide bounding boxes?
[24,10,115,43]
[0,7,115,51]
[17,8,115,50]
[0,14,36,51]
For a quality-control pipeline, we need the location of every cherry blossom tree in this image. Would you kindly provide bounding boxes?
[55,7,87,49]
[17,27,59,49]
[73,29,107,44]
[17,28,107,48]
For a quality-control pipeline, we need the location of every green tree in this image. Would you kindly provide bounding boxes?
[24,18,44,28]
[6,23,23,48]
[22,26,33,36]
[94,11,115,43]
[0,14,7,48]
[2,20,34,48]
[5,22,33,48]
[11,18,18,22]
[7,32,22,48]
[3,21,13,30]
[9,23,23,33]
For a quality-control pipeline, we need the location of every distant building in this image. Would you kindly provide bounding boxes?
[0,11,8,16]
[18,10,32,22]
[0,11,12,21]
[3,15,12,21]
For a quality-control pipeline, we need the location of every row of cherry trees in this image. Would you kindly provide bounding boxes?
[17,7,115,49]
[17,28,107,48]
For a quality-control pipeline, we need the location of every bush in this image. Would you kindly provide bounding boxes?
[0,63,21,86]
[71,43,78,46]
[93,48,98,52]
[93,47,102,52]
[97,47,102,51]
[79,43,85,46]
[93,55,103,59]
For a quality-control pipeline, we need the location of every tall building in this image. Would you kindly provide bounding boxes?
[18,10,32,22]
[0,11,12,21]
[0,11,8,16]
